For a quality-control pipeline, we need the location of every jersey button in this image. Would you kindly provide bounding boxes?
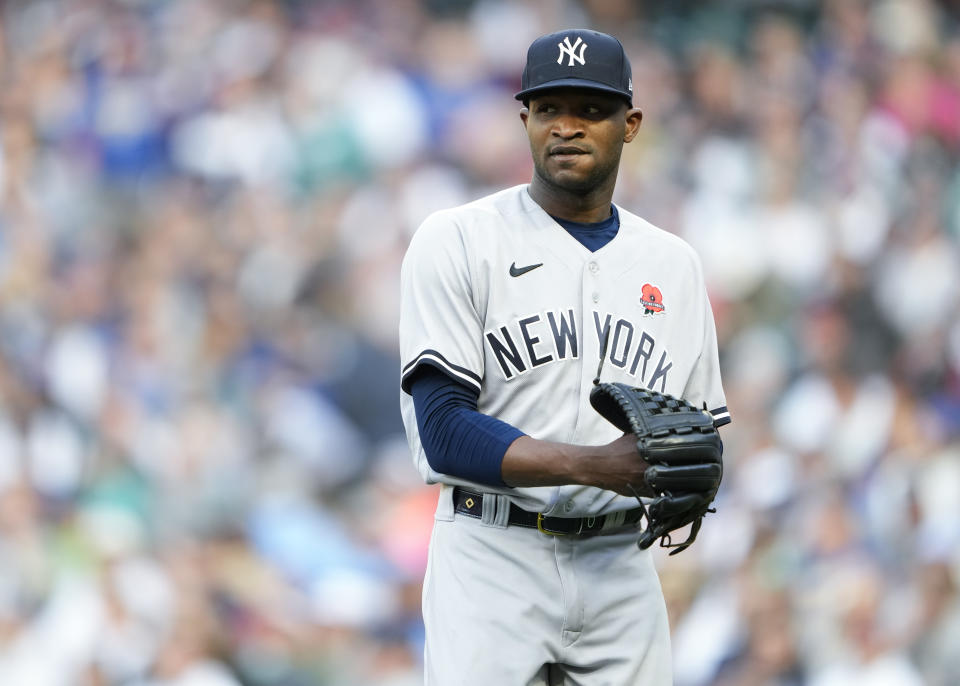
[592,292,600,303]
[589,261,599,273]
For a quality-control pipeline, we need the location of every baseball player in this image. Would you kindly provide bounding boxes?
[399,29,730,685]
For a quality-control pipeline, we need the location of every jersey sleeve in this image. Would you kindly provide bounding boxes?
[682,258,731,428]
[400,211,484,395]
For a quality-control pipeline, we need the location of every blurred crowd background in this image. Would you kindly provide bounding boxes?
[0,0,959,684]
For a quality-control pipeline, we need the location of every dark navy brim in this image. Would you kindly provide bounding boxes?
[515,78,632,105]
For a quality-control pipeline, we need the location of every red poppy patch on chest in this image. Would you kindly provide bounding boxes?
[641,283,665,314]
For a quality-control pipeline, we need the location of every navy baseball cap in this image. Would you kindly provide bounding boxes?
[515,29,633,106]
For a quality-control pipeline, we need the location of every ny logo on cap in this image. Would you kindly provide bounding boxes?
[557,36,587,66]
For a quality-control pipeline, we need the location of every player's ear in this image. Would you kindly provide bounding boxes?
[623,107,643,143]
[519,107,529,128]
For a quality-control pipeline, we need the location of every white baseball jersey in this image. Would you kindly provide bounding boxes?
[399,184,729,517]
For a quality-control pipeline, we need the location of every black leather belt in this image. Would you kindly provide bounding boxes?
[453,487,645,537]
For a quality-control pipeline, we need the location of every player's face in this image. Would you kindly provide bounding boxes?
[521,89,642,196]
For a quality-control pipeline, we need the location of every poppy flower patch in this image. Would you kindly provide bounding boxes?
[641,284,665,315]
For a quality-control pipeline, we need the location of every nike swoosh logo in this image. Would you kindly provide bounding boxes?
[510,262,543,277]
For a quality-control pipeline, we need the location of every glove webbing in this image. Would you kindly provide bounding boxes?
[592,383,716,444]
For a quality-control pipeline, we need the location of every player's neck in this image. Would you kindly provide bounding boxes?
[527,176,616,224]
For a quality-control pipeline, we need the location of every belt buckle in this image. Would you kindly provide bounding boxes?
[537,513,568,536]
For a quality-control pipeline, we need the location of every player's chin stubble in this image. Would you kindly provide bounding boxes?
[533,150,621,196]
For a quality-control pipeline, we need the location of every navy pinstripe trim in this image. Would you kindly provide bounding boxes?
[401,350,482,394]
[710,405,731,428]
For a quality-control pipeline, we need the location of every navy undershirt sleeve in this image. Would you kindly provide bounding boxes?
[410,365,525,487]
[551,205,620,251]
